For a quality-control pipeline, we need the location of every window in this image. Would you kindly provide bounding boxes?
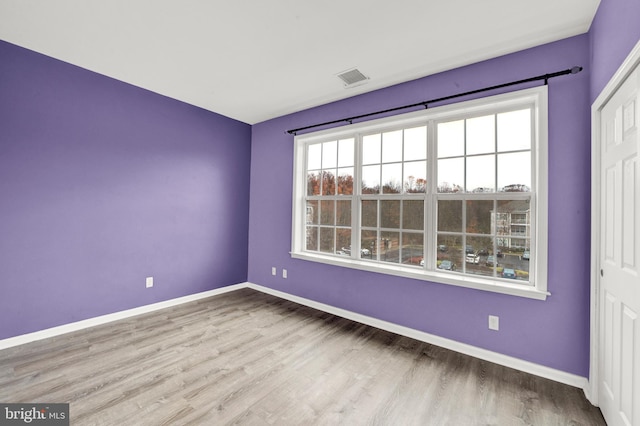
[292,87,548,300]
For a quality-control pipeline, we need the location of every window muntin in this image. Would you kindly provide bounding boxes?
[292,87,548,299]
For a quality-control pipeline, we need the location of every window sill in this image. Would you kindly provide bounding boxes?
[290,251,549,301]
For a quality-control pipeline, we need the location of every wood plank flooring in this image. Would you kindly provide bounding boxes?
[0,288,605,425]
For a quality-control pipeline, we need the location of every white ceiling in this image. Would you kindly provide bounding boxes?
[0,1,600,124]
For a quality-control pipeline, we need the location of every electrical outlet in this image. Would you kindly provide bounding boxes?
[282,269,288,279]
[488,315,499,331]
[146,276,154,288]
[271,267,277,276]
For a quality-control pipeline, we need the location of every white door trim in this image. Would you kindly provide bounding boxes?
[589,39,640,405]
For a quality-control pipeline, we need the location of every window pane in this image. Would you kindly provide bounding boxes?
[382,130,403,163]
[436,234,461,271]
[338,138,354,167]
[307,143,321,170]
[498,152,531,191]
[466,114,495,155]
[361,200,378,228]
[321,170,336,195]
[307,171,320,196]
[382,163,402,194]
[402,233,424,266]
[381,200,400,229]
[336,200,351,226]
[498,109,531,152]
[306,226,318,251]
[306,200,318,225]
[466,154,495,193]
[465,235,494,277]
[517,244,531,281]
[403,200,424,230]
[496,199,531,252]
[322,140,337,168]
[362,165,380,194]
[337,167,353,195]
[466,200,493,234]
[438,200,462,232]
[438,120,464,158]
[404,126,427,161]
[320,228,334,253]
[380,231,400,264]
[336,229,351,255]
[496,238,530,282]
[404,161,427,193]
[362,134,381,165]
[438,157,464,193]
[320,200,334,225]
[361,230,377,260]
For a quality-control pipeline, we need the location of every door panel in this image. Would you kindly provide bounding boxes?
[603,291,616,400]
[621,305,636,424]
[599,64,640,426]
[622,157,636,269]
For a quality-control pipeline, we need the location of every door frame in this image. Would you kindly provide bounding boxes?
[589,39,640,406]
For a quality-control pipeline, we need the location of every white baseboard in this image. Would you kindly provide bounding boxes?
[0,283,247,351]
[246,282,590,393]
[0,281,589,396]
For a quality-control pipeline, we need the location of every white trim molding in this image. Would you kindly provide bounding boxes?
[0,281,588,394]
[589,39,640,407]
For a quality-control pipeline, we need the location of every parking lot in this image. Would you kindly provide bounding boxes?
[438,247,530,280]
[362,243,530,281]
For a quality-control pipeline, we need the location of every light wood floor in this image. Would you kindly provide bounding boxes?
[0,288,605,425]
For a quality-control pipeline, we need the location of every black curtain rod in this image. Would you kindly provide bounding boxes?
[286,66,583,135]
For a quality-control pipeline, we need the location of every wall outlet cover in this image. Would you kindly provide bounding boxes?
[488,315,499,331]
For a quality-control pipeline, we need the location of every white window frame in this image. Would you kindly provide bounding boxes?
[291,87,549,300]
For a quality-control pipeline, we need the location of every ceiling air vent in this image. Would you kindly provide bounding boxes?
[336,68,369,88]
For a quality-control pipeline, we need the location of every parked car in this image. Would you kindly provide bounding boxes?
[477,248,489,256]
[438,260,455,270]
[341,246,371,257]
[465,254,479,264]
[502,268,517,279]
[486,255,495,266]
[496,250,503,258]
[438,244,447,252]
[465,245,474,254]
[522,250,530,260]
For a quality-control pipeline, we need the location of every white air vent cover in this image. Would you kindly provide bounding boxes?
[337,68,369,87]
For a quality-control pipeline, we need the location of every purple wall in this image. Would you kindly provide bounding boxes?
[248,35,592,376]
[590,0,640,101]
[0,40,251,340]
